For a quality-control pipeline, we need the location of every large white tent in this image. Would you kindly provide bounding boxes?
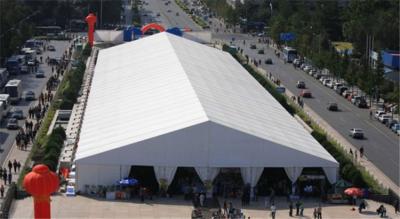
[75,32,338,192]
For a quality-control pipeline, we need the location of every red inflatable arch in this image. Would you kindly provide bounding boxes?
[141,23,165,34]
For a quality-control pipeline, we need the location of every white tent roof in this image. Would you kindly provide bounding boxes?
[76,32,338,168]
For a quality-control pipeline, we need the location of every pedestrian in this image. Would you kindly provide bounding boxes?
[360,147,364,158]
[355,151,358,161]
[2,172,6,185]
[13,160,17,173]
[0,184,4,198]
[317,204,322,219]
[289,201,293,216]
[270,202,276,219]
[295,200,301,216]
[17,161,21,172]
[7,172,11,185]
[223,200,228,216]
[369,110,373,119]
[359,200,366,213]
[349,148,353,157]
[199,193,205,207]
[313,208,317,219]
[300,202,304,216]
[7,161,12,173]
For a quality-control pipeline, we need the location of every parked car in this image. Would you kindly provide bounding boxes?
[336,87,348,95]
[250,44,257,49]
[349,128,364,139]
[309,69,317,76]
[303,65,312,72]
[351,95,362,104]
[374,110,386,119]
[35,70,45,78]
[386,119,398,129]
[333,83,344,90]
[355,98,368,108]
[258,49,264,54]
[391,123,400,133]
[296,81,306,89]
[313,73,322,79]
[327,102,338,111]
[300,89,312,98]
[319,76,327,83]
[9,108,24,119]
[322,79,331,86]
[24,90,35,101]
[6,118,19,130]
[265,58,273,64]
[326,80,335,88]
[378,114,391,124]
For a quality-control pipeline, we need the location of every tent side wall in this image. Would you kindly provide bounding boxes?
[76,164,130,192]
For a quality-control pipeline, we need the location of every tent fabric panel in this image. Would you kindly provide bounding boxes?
[323,167,338,184]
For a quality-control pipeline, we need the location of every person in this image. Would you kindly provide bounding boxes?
[0,184,4,198]
[7,172,11,185]
[359,200,366,213]
[289,202,293,216]
[360,147,364,158]
[223,200,228,216]
[199,193,205,207]
[300,202,304,216]
[394,199,399,214]
[270,203,276,219]
[369,110,373,119]
[377,205,386,217]
[2,172,6,185]
[349,149,353,156]
[317,204,322,219]
[313,208,317,219]
[13,160,17,173]
[8,161,12,174]
[295,200,301,216]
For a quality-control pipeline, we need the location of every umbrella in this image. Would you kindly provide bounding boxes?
[117,178,138,186]
[344,187,363,197]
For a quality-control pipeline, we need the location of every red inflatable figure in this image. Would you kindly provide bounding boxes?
[23,164,59,219]
[85,13,97,47]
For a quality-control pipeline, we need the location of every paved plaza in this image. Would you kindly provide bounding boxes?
[9,195,399,218]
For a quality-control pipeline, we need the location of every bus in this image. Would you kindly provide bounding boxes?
[4,79,22,104]
[0,94,11,117]
[282,47,297,63]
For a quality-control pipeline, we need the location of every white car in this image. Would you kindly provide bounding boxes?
[322,79,331,86]
[378,114,391,124]
[303,65,312,72]
[349,128,364,139]
[374,110,386,119]
[326,80,334,88]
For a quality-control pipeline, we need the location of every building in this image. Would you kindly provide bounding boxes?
[371,50,400,82]
[74,32,338,193]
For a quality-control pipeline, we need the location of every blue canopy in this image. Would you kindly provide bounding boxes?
[117,178,138,186]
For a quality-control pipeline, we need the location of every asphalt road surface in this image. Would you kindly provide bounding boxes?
[140,0,201,31]
[0,40,70,165]
[138,1,400,186]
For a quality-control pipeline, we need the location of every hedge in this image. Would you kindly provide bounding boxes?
[222,44,386,194]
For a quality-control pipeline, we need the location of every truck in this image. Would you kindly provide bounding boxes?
[282,47,298,63]
[5,56,21,75]
[0,68,9,88]
[4,79,22,104]
[0,94,11,117]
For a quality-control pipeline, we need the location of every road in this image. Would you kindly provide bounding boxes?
[137,1,400,186]
[140,0,201,31]
[0,40,70,165]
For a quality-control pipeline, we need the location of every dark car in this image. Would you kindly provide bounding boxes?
[265,58,273,65]
[35,70,45,78]
[24,91,36,101]
[296,81,306,89]
[6,118,19,130]
[327,102,338,111]
[250,44,257,49]
[356,98,368,108]
[258,49,264,54]
[47,45,55,51]
[336,87,348,95]
[9,108,24,119]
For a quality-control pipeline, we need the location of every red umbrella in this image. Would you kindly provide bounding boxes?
[344,187,363,197]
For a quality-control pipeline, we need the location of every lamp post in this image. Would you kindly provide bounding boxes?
[23,164,59,219]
